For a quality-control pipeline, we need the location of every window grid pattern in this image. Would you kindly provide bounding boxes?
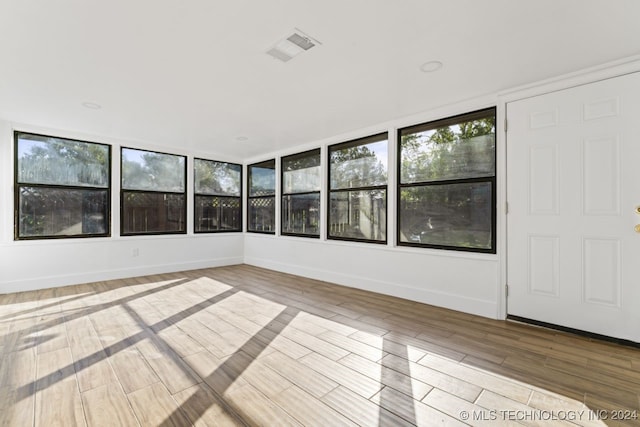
[281,149,321,238]
[194,158,242,233]
[13,106,497,253]
[328,133,388,244]
[14,131,111,240]
[247,159,276,234]
[121,147,186,236]
[397,108,497,253]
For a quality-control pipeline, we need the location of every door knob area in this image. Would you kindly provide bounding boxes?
[636,206,640,214]
[636,224,640,233]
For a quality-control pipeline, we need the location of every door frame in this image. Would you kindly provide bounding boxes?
[497,55,640,320]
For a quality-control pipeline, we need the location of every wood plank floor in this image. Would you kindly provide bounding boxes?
[1,264,639,426]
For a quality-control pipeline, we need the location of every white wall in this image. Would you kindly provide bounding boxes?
[4,56,638,320]
[242,56,640,321]
[1,235,243,293]
[0,120,244,294]
[244,95,504,319]
[245,234,499,318]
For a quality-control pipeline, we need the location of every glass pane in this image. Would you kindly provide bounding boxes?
[18,187,108,237]
[399,182,493,250]
[400,116,495,184]
[17,133,109,187]
[330,140,387,189]
[122,148,185,192]
[283,166,320,194]
[329,190,386,241]
[195,196,241,232]
[281,193,320,235]
[122,191,185,234]
[249,165,275,197]
[247,197,275,232]
[194,159,241,196]
[282,151,320,194]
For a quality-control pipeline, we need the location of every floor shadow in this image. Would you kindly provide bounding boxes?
[0,274,154,307]
[1,278,192,355]
[158,306,300,427]
[0,292,93,320]
[378,337,417,425]
[11,286,239,401]
[4,265,634,425]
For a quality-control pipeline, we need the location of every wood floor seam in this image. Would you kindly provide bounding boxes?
[1,264,639,426]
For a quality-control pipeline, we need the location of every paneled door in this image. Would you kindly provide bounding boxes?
[506,72,640,342]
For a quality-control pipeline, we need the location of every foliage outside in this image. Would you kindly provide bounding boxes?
[195,159,241,196]
[121,148,185,193]
[399,115,495,250]
[16,133,110,237]
[329,139,387,241]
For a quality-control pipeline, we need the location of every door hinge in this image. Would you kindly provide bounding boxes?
[505,202,509,214]
[505,284,509,297]
[504,118,508,132]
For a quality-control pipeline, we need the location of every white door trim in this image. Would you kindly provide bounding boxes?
[496,55,640,320]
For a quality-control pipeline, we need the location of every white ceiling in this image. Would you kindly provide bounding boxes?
[1,0,639,160]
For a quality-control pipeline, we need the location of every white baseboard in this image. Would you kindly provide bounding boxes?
[244,256,498,319]
[0,257,243,294]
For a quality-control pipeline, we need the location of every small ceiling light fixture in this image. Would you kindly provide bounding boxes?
[267,29,321,62]
[420,60,444,73]
[82,102,102,109]
[235,136,249,142]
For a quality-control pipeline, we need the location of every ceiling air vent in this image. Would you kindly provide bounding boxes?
[267,29,320,62]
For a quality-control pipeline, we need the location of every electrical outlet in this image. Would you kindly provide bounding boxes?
[132,248,139,257]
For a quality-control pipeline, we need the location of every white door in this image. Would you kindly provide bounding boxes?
[507,72,640,342]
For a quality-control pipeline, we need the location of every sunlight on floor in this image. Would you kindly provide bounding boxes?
[0,272,626,426]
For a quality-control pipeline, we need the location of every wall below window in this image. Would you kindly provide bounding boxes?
[0,234,244,294]
[4,56,635,318]
[244,234,499,318]
[242,94,504,320]
[0,119,244,294]
[0,99,502,318]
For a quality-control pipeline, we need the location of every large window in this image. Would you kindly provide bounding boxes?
[14,131,110,240]
[398,108,496,253]
[281,149,320,237]
[194,159,242,232]
[121,147,186,235]
[247,159,275,233]
[328,133,387,243]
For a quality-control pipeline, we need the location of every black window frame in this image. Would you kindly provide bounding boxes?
[14,131,112,241]
[281,148,321,238]
[193,158,242,234]
[247,159,276,234]
[327,133,388,244]
[120,146,187,236]
[397,107,497,254]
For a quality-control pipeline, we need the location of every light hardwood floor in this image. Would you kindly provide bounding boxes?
[1,264,639,426]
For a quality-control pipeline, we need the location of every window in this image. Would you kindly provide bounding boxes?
[328,133,387,243]
[14,131,110,240]
[398,108,496,253]
[194,158,242,232]
[247,159,275,233]
[121,147,186,235]
[281,149,320,237]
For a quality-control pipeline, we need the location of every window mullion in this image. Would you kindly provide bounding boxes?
[397,107,496,253]
[14,131,111,240]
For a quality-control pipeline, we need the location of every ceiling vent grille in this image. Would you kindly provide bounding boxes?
[267,29,320,62]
